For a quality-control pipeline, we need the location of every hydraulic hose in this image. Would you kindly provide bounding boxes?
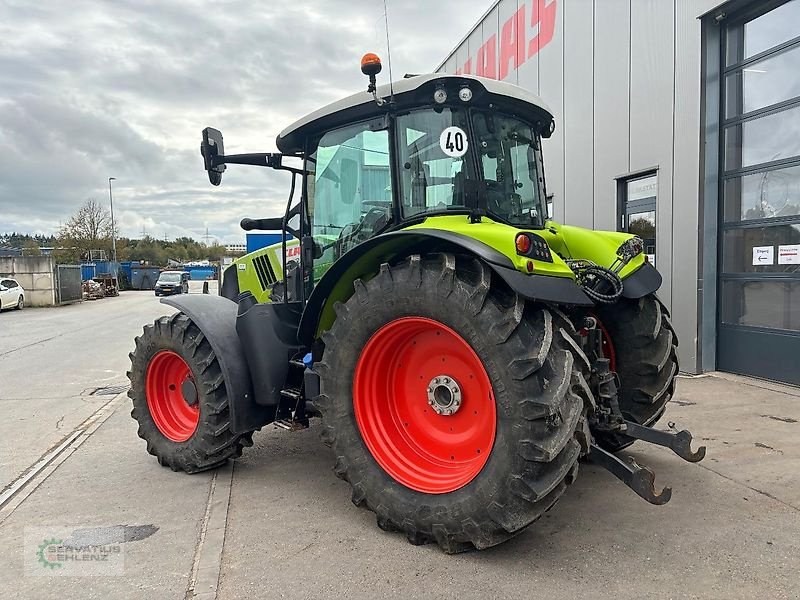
[568,262,624,304]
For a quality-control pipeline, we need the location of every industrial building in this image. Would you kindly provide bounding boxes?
[438,0,800,384]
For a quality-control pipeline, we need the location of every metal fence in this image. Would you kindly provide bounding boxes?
[54,264,82,304]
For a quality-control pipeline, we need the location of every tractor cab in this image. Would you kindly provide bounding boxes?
[203,56,563,309]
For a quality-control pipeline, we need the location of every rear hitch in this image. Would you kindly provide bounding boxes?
[578,314,705,505]
[621,420,706,463]
[588,443,672,505]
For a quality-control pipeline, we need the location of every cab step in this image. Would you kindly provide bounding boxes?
[274,418,309,431]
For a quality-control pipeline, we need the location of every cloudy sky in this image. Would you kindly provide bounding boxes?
[0,0,487,243]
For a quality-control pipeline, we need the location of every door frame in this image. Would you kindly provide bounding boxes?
[700,0,800,383]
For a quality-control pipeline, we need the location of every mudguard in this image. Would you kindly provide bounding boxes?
[235,295,302,407]
[297,229,592,345]
[160,294,272,434]
[621,262,662,299]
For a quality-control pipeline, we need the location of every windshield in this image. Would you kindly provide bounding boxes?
[158,273,182,283]
[472,110,546,228]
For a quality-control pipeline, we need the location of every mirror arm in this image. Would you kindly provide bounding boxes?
[211,153,279,168]
[211,152,307,176]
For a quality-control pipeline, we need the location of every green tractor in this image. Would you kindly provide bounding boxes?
[128,54,705,553]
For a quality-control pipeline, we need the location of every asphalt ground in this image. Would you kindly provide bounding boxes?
[1,286,798,599]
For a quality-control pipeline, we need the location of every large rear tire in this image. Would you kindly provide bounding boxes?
[127,312,253,473]
[593,293,678,451]
[315,254,592,553]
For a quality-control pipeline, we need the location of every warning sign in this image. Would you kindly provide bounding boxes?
[778,244,800,265]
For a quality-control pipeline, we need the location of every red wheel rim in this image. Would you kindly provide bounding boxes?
[353,317,496,494]
[145,350,200,442]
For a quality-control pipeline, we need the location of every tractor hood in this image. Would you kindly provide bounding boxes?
[543,221,647,279]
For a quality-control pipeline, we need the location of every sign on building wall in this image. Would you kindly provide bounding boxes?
[778,244,800,265]
[451,0,557,81]
[752,246,774,266]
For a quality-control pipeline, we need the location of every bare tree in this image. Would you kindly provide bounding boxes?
[55,198,115,262]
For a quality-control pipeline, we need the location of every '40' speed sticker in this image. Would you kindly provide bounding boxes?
[439,126,468,158]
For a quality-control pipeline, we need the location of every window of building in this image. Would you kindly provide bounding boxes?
[618,172,658,266]
[720,0,800,335]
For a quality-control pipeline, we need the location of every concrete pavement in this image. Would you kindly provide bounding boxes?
[1,290,798,599]
[0,290,174,487]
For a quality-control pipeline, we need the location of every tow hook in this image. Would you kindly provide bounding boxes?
[588,442,672,505]
[620,420,706,463]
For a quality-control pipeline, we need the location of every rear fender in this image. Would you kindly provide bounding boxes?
[160,294,271,434]
[297,229,592,345]
[621,262,662,299]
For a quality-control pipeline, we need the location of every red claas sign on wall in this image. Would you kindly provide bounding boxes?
[454,0,557,80]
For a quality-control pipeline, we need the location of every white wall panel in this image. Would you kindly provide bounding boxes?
[455,41,470,76]
[592,0,630,232]
[671,0,704,370]
[441,55,457,74]
[563,0,594,228]
[497,0,520,85]
[465,19,485,76]
[516,0,539,94]
[480,5,501,79]
[538,0,565,221]
[630,0,675,310]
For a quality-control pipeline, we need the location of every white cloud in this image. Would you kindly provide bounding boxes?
[0,0,488,243]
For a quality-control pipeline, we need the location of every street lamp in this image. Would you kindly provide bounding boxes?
[108,177,117,264]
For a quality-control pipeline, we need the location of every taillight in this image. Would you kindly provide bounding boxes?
[514,232,554,264]
[515,233,532,255]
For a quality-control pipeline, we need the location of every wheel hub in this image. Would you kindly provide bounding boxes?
[426,376,462,415]
[181,379,198,406]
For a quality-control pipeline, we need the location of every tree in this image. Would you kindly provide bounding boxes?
[130,236,167,265]
[21,239,42,256]
[628,217,656,242]
[54,198,114,262]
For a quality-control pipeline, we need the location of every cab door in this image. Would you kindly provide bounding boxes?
[305,118,393,286]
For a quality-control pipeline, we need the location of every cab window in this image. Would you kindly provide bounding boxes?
[307,120,392,278]
[472,111,545,228]
[396,108,475,218]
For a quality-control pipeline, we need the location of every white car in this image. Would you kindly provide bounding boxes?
[0,277,24,310]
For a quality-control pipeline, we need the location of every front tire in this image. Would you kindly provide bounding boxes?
[127,312,253,473]
[315,254,591,553]
[16,296,23,310]
[593,293,678,451]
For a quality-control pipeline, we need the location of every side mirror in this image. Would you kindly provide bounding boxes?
[201,127,226,186]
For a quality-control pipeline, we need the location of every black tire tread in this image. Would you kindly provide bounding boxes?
[593,294,679,451]
[127,312,253,473]
[315,253,592,553]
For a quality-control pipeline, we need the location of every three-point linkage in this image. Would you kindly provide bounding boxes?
[579,316,706,505]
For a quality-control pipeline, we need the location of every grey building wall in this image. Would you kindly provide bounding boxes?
[438,0,726,372]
